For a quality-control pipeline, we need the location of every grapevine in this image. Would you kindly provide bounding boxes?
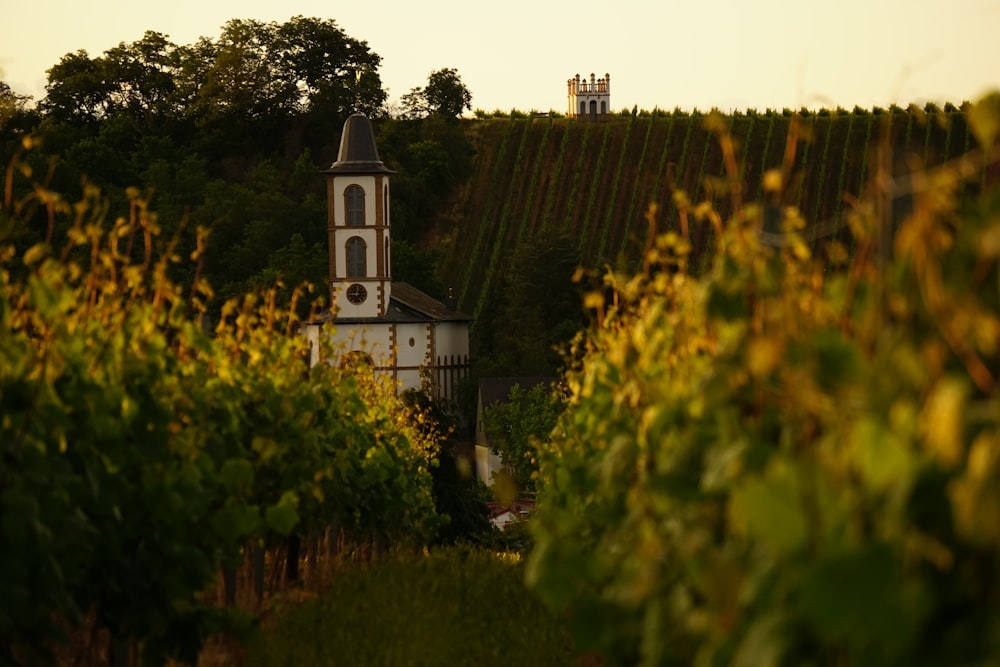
[618,114,657,262]
[528,92,1000,667]
[457,116,516,309]
[578,123,612,251]
[539,121,572,235]
[0,153,442,664]
[595,117,634,260]
[558,122,593,236]
[472,119,534,322]
[513,115,553,246]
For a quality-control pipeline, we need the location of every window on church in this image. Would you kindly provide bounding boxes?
[347,237,366,277]
[346,185,365,226]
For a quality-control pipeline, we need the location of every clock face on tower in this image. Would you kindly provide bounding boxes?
[346,283,367,305]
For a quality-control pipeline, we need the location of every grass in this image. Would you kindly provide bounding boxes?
[242,548,577,667]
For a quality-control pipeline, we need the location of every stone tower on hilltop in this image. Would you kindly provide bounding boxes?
[567,72,610,121]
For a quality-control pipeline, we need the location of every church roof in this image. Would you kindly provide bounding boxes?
[389,282,472,322]
[321,113,395,175]
[318,282,472,325]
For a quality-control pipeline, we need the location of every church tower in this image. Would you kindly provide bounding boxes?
[567,72,611,121]
[307,113,472,404]
[321,113,394,318]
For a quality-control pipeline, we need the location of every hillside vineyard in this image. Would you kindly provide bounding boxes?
[435,108,984,322]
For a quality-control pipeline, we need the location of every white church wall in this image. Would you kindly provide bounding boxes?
[434,322,471,359]
[330,281,385,320]
[396,323,430,368]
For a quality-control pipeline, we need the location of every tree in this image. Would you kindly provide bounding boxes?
[274,15,386,118]
[187,19,298,131]
[42,32,180,130]
[41,18,387,153]
[42,50,115,124]
[0,81,33,128]
[484,382,563,494]
[400,68,472,119]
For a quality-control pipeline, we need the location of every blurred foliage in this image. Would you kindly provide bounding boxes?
[0,147,443,665]
[527,91,1000,667]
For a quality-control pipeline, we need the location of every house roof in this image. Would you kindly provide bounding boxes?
[321,113,394,175]
[314,282,472,325]
[486,499,535,520]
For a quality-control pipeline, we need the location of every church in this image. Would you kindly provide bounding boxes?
[303,113,471,404]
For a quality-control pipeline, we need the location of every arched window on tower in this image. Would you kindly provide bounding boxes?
[346,185,365,226]
[346,237,367,277]
[589,100,597,121]
[384,238,390,278]
[579,101,586,116]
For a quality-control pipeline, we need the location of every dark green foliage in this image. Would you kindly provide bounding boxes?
[474,231,584,378]
[390,239,445,299]
[456,116,516,309]
[483,382,563,493]
[375,114,474,247]
[6,17,398,318]
[400,67,473,120]
[428,446,493,544]
[399,388,492,545]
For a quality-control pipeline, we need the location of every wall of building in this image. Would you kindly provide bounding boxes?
[435,322,470,358]
[395,322,430,369]
[304,320,467,397]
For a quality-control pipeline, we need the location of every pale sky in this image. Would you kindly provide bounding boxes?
[3,0,999,114]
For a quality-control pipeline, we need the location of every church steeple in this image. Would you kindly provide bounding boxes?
[305,113,471,408]
[322,114,395,318]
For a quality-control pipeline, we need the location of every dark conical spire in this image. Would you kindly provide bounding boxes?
[322,113,394,174]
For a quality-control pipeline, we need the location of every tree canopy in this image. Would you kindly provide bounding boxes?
[400,67,473,119]
[6,17,436,322]
[484,382,563,494]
